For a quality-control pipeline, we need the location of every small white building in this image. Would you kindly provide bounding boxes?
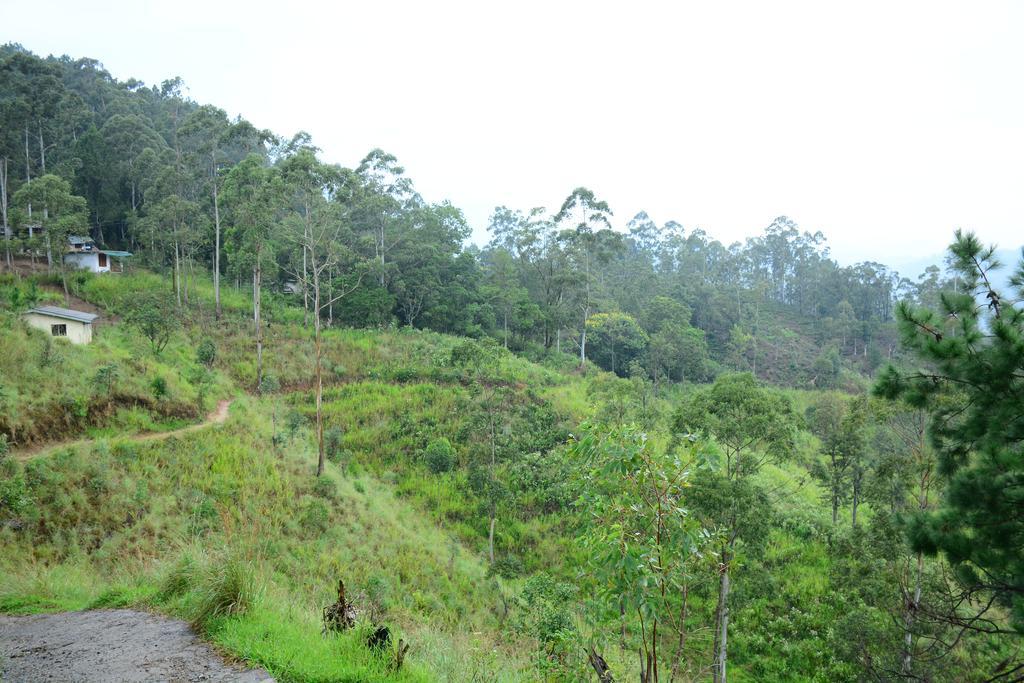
[64,235,131,273]
[23,306,99,344]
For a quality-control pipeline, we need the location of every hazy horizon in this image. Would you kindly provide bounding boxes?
[4,0,1024,276]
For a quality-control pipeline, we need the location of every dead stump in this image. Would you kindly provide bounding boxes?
[322,579,357,635]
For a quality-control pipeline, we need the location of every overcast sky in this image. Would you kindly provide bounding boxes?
[5,0,1024,275]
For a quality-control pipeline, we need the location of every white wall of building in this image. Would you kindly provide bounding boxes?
[23,312,94,344]
[64,252,111,273]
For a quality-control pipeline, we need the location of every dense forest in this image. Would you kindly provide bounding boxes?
[0,42,945,387]
[1,43,1022,683]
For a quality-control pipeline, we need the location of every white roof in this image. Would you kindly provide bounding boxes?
[27,306,99,324]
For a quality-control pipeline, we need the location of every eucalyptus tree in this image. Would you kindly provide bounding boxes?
[138,192,202,306]
[99,114,167,216]
[180,105,264,319]
[554,187,615,366]
[674,373,796,683]
[1,156,10,268]
[354,148,419,286]
[279,149,364,476]
[12,174,87,301]
[571,424,713,683]
[487,205,567,349]
[222,154,282,390]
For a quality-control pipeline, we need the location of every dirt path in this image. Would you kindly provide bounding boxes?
[14,399,234,462]
[0,609,272,682]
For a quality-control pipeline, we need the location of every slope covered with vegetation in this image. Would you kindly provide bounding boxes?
[2,43,1022,683]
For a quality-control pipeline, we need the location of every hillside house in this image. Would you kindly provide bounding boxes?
[64,235,131,273]
[23,305,99,344]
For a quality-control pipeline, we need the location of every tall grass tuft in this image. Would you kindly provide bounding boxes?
[189,555,262,632]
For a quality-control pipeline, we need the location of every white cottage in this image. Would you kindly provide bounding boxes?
[64,235,131,273]
[23,306,99,344]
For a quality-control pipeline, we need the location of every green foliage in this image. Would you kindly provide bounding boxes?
[124,291,180,354]
[423,437,455,474]
[675,373,797,474]
[196,338,217,367]
[571,423,713,679]
[150,375,168,399]
[584,311,648,376]
[876,230,1024,631]
[189,554,262,632]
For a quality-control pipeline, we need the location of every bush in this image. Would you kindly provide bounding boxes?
[324,426,345,462]
[258,374,280,394]
[424,437,455,474]
[490,554,525,579]
[196,339,217,367]
[313,476,336,500]
[300,498,330,533]
[124,292,179,354]
[150,376,168,399]
[157,553,200,602]
[92,363,121,395]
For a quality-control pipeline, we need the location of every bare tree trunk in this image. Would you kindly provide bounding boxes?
[212,169,222,319]
[0,158,10,270]
[712,549,731,683]
[314,259,326,477]
[579,311,588,367]
[23,130,34,266]
[488,413,497,564]
[588,647,615,683]
[901,550,924,676]
[303,203,310,327]
[488,516,496,565]
[173,239,182,306]
[851,472,860,528]
[328,264,333,326]
[670,581,689,683]
[38,123,46,175]
[254,259,263,390]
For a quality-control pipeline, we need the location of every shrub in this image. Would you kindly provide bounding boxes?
[300,498,330,533]
[196,338,217,367]
[324,426,345,462]
[424,437,455,474]
[490,554,525,579]
[92,363,121,395]
[313,476,336,500]
[284,409,304,436]
[124,292,179,354]
[0,460,30,517]
[157,553,200,602]
[150,376,168,399]
[258,374,280,394]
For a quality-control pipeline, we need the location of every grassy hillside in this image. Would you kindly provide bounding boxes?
[0,268,1012,682]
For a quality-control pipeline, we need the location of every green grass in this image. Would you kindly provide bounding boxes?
[2,266,1007,682]
[0,395,538,681]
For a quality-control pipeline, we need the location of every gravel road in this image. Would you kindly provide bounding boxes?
[0,609,272,682]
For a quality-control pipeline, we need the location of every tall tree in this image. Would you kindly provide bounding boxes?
[222,154,280,390]
[13,174,87,301]
[674,373,796,683]
[554,187,614,367]
[280,149,364,476]
[876,230,1024,640]
[180,105,262,319]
